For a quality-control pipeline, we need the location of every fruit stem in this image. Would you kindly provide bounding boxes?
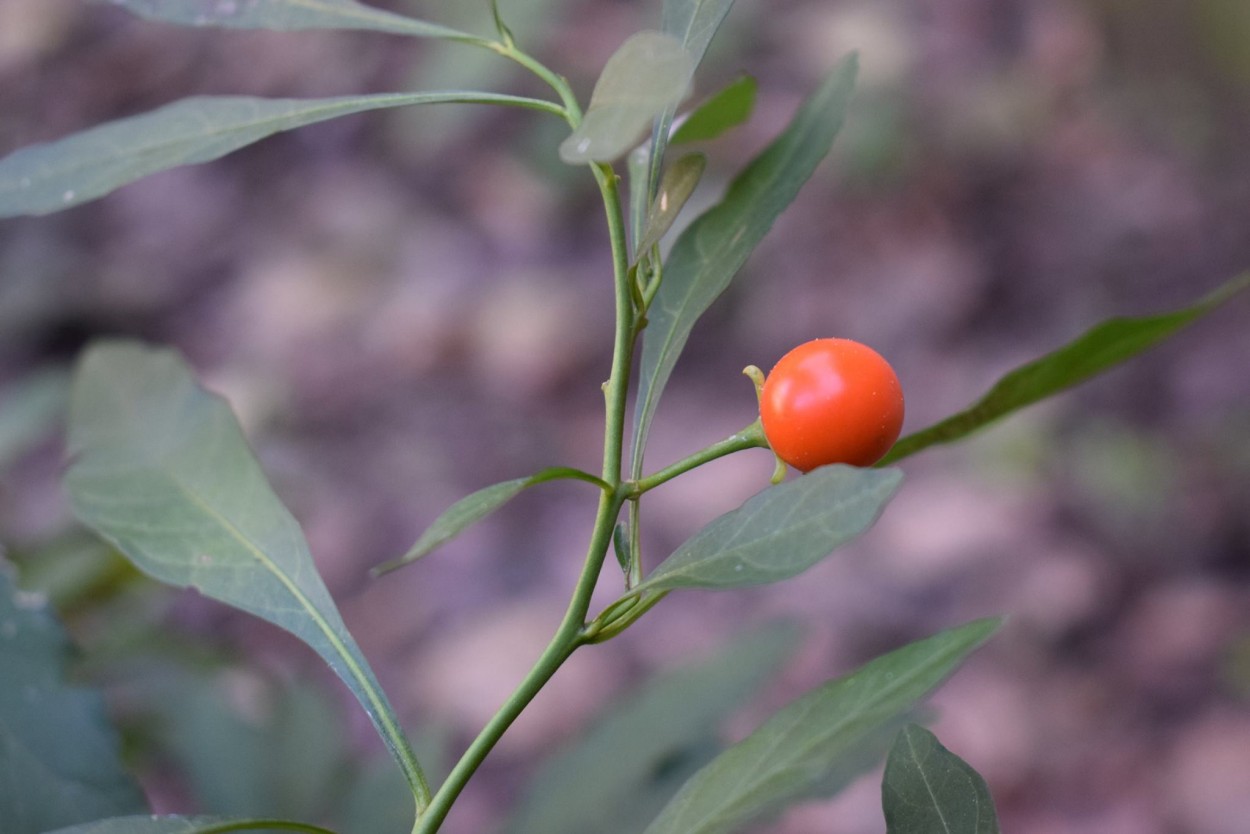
[626,421,770,497]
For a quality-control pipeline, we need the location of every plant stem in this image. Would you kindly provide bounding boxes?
[490,42,583,126]
[622,418,764,587]
[592,162,637,482]
[412,490,627,834]
[414,636,573,830]
[627,421,769,496]
[412,113,637,834]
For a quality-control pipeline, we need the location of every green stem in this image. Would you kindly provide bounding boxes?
[413,490,625,834]
[627,421,769,497]
[414,635,573,831]
[412,105,637,834]
[592,163,637,481]
[490,41,583,126]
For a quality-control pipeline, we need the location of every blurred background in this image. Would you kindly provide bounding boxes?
[2,0,1250,832]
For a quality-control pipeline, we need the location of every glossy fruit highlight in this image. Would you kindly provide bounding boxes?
[760,338,904,471]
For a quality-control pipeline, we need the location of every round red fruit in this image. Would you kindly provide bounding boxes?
[759,338,904,471]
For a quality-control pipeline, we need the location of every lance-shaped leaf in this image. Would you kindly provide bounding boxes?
[630,70,749,245]
[503,622,800,834]
[631,56,857,476]
[642,619,1001,834]
[374,467,605,573]
[105,0,476,41]
[560,31,695,164]
[0,91,563,218]
[642,0,739,196]
[43,817,337,834]
[628,143,655,249]
[0,566,147,834]
[671,75,757,145]
[883,724,1001,834]
[633,152,706,259]
[661,0,737,78]
[64,340,429,806]
[632,464,900,594]
[880,271,1250,465]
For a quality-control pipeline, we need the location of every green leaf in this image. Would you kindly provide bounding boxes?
[152,674,348,820]
[560,31,694,165]
[375,467,604,573]
[105,0,476,41]
[64,340,428,806]
[627,143,654,249]
[631,56,858,476]
[671,75,757,145]
[880,271,1250,465]
[632,464,900,594]
[660,0,735,64]
[612,521,632,575]
[0,92,563,217]
[643,0,739,188]
[0,565,146,834]
[661,0,737,75]
[43,818,338,834]
[642,619,1001,834]
[0,366,69,473]
[339,757,413,834]
[503,622,800,834]
[633,153,706,259]
[154,678,268,818]
[883,724,1000,834]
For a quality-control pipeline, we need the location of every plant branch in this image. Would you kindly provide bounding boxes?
[412,488,625,834]
[413,116,639,834]
[488,42,583,126]
[592,162,637,483]
[627,421,769,497]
